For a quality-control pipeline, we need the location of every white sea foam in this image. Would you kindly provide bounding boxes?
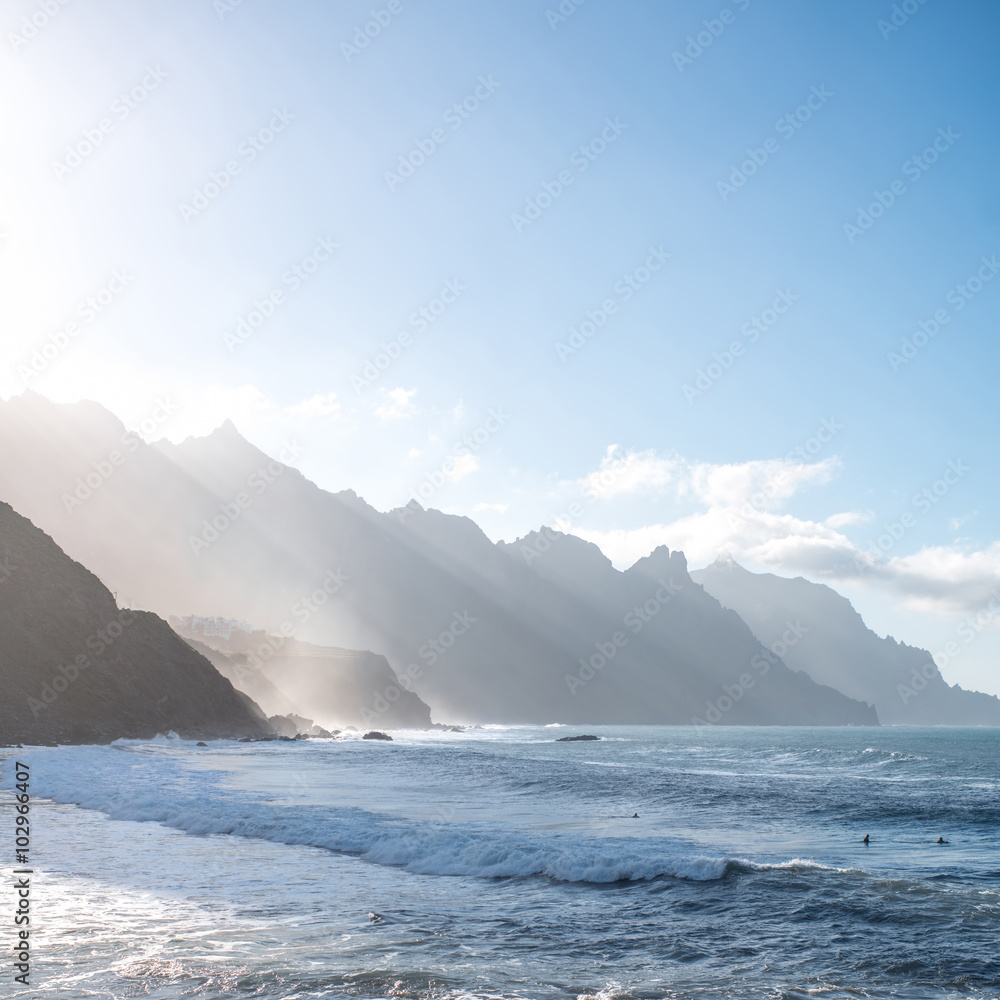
[2,744,747,884]
[2,728,994,1000]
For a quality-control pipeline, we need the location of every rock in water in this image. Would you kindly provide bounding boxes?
[556,734,601,741]
[267,715,300,738]
[363,731,393,741]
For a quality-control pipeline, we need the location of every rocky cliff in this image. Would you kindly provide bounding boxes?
[0,501,271,744]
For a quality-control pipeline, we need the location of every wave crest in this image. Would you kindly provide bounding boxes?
[0,745,848,886]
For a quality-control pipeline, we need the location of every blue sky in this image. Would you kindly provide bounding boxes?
[3,0,1000,693]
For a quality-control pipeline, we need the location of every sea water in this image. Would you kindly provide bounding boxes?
[1,726,998,999]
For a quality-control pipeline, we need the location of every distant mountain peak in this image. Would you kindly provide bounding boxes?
[168,417,250,451]
[4,391,127,438]
[510,528,617,567]
[190,418,247,446]
[0,392,883,727]
[627,544,688,580]
[215,418,241,435]
[692,559,1000,725]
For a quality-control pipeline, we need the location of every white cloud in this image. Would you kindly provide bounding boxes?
[575,508,855,577]
[575,503,1000,622]
[286,392,340,418]
[375,387,417,421]
[581,445,677,499]
[568,444,1000,620]
[446,452,479,482]
[578,445,838,509]
[948,510,980,531]
[685,456,840,509]
[876,542,1000,615]
[474,502,508,514]
[825,510,874,528]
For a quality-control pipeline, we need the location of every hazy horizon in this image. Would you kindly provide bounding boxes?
[4,6,1000,995]
[4,0,999,698]
[8,387,1000,702]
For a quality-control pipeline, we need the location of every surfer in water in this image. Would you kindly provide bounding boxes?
[937,836,948,844]
[862,833,870,844]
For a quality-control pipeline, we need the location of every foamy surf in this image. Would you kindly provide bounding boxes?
[4,743,776,885]
[2,725,997,1000]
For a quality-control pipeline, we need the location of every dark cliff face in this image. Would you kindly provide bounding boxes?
[0,394,878,727]
[0,501,271,744]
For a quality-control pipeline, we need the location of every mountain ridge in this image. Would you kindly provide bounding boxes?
[0,392,879,727]
[692,555,1000,725]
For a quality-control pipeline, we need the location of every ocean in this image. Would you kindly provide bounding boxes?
[2,726,998,999]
